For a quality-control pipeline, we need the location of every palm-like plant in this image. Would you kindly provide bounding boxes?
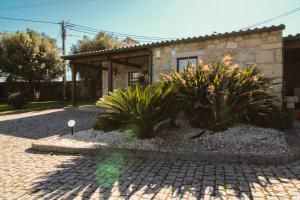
[162,56,275,131]
[94,83,175,139]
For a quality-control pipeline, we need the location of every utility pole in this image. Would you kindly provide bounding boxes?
[61,20,67,99]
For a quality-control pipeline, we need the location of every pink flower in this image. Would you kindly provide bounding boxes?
[198,59,204,65]
[223,54,232,65]
[202,65,210,73]
[232,64,239,70]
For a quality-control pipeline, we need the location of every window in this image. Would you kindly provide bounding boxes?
[177,56,197,72]
[128,72,140,87]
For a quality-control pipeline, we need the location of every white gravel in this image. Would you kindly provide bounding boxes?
[36,118,291,156]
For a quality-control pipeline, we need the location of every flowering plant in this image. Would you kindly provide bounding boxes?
[162,55,275,131]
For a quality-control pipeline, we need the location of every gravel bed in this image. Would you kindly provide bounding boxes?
[37,118,291,156]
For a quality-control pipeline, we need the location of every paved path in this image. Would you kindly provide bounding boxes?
[1,108,300,200]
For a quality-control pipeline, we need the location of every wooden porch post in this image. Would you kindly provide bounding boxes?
[99,62,103,97]
[71,62,77,106]
[108,59,113,92]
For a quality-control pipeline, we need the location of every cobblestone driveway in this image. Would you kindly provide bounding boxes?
[1,107,300,200]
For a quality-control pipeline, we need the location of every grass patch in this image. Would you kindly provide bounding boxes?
[0,103,14,113]
[0,100,68,113]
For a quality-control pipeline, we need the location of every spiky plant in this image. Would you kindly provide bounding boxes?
[94,83,176,139]
[162,56,276,131]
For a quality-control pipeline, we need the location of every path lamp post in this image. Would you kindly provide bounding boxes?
[68,119,76,135]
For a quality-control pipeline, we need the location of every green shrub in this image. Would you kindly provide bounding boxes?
[245,105,293,130]
[162,55,276,131]
[94,83,176,139]
[7,92,27,109]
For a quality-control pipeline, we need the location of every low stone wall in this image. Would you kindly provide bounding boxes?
[151,29,283,100]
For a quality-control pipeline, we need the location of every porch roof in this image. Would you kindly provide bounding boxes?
[284,34,300,49]
[284,34,300,41]
[63,24,285,60]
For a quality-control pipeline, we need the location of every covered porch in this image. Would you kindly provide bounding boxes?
[63,47,153,106]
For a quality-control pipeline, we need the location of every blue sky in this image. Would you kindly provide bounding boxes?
[0,0,298,81]
[0,0,299,54]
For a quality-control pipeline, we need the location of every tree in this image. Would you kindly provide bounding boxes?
[0,29,63,99]
[71,32,123,54]
[71,32,123,100]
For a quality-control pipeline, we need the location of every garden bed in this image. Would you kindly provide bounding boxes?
[32,119,300,164]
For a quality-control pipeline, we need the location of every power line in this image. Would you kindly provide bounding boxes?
[66,22,179,40]
[0,15,176,42]
[68,27,156,43]
[0,16,163,43]
[68,27,98,35]
[0,0,70,10]
[68,27,158,43]
[243,5,300,30]
[56,29,62,41]
[0,16,59,25]
[0,0,97,11]
[68,34,83,38]
[67,24,177,42]
[0,13,177,42]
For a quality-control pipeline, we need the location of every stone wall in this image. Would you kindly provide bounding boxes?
[151,30,283,100]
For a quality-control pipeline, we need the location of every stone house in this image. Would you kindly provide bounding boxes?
[63,24,300,111]
[122,37,139,46]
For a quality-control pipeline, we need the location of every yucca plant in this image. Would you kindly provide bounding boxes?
[162,56,276,131]
[94,83,176,139]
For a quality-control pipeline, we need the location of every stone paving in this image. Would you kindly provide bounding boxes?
[1,107,300,199]
[0,106,100,138]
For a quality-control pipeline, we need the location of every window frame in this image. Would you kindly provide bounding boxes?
[176,56,198,72]
[128,71,140,87]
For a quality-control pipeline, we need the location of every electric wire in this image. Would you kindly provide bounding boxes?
[0,16,59,25]
[66,22,179,40]
[0,0,97,11]
[243,5,300,30]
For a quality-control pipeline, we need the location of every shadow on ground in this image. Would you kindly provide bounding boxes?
[28,151,300,199]
[0,106,101,139]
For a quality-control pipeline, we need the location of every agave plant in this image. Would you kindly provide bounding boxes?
[94,83,176,139]
[162,56,276,131]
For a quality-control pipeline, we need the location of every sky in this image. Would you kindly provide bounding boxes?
[0,0,299,52]
[0,0,299,80]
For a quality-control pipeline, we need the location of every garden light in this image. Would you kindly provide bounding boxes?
[68,119,76,135]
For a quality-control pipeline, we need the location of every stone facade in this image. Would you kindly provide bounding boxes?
[101,29,283,100]
[151,30,283,100]
[102,57,149,95]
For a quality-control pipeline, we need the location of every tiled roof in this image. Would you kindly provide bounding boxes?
[284,34,300,41]
[63,24,285,59]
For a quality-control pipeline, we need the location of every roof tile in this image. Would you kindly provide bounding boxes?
[63,24,286,59]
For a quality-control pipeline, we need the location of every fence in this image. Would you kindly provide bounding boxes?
[0,81,91,101]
